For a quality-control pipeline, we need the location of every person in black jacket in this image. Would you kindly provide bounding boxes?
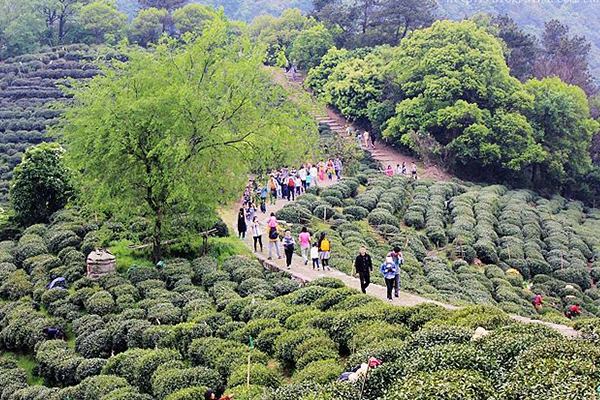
[354,246,373,294]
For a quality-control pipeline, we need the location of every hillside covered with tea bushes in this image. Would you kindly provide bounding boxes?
[275,157,600,324]
[1,205,600,399]
[0,45,118,203]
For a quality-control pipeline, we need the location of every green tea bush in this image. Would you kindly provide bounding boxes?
[342,206,369,220]
[291,359,342,385]
[227,363,281,389]
[151,367,223,399]
[383,369,493,400]
[84,290,115,315]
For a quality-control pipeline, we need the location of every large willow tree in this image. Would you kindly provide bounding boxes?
[61,20,317,261]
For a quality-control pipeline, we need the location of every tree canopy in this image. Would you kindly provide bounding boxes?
[60,20,318,261]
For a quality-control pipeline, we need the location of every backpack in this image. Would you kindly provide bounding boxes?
[321,238,330,251]
[288,177,295,187]
[269,226,279,240]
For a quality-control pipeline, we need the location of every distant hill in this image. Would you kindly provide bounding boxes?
[436,1,600,78]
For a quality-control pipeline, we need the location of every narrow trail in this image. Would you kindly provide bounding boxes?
[224,68,580,338]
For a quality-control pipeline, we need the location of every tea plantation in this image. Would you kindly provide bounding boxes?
[275,159,600,325]
[1,204,599,399]
[0,45,119,203]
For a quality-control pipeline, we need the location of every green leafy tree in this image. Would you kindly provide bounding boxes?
[288,24,333,70]
[60,21,317,262]
[523,77,599,188]
[132,7,168,47]
[383,20,543,178]
[40,0,91,45]
[0,0,46,58]
[10,143,73,226]
[305,47,349,97]
[172,4,217,35]
[78,0,127,44]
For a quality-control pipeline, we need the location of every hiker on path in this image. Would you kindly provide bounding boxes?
[310,164,318,187]
[282,230,295,269]
[346,125,352,136]
[259,186,268,213]
[267,214,282,260]
[395,164,402,175]
[318,232,331,270]
[251,216,263,253]
[294,173,302,196]
[371,134,376,149]
[299,165,308,190]
[381,256,397,302]
[311,242,320,270]
[388,246,404,297]
[287,174,296,201]
[237,208,247,239]
[299,227,311,265]
[401,162,407,175]
[411,162,418,180]
[281,167,289,200]
[327,158,335,181]
[355,246,373,294]
[319,162,326,182]
[363,131,370,149]
[246,203,256,223]
[334,158,343,181]
[269,176,278,205]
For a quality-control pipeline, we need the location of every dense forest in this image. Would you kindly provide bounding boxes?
[2,1,600,399]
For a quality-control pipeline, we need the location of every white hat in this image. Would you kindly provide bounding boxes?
[386,256,393,264]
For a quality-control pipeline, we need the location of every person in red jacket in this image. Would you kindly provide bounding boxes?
[205,390,233,400]
[566,304,581,319]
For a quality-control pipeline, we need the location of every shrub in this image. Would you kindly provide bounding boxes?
[164,387,208,400]
[151,367,223,399]
[75,358,107,382]
[313,204,335,220]
[307,277,345,289]
[63,375,132,400]
[274,328,328,367]
[84,290,115,315]
[383,369,494,400]
[227,363,281,388]
[291,359,342,385]
[134,349,182,393]
[367,210,399,227]
[147,303,182,325]
[349,321,410,351]
[343,206,369,220]
[75,329,112,358]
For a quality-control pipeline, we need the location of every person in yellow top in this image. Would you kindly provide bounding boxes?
[318,232,331,270]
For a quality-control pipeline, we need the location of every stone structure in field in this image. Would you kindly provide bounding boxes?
[86,249,116,279]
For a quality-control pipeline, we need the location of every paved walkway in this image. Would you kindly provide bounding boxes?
[226,191,578,337]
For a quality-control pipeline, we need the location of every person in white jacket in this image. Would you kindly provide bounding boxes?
[310,242,320,270]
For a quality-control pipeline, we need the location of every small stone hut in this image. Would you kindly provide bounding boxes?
[86,249,116,279]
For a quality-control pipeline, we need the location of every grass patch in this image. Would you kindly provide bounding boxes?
[207,236,252,263]
[109,239,152,273]
[1,351,44,386]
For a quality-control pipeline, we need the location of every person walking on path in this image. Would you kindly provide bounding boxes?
[318,162,326,183]
[237,208,247,239]
[267,214,282,260]
[281,167,289,201]
[381,256,398,302]
[246,203,256,223]
[269,176,278,205]
[355,246,373,294]
[395,164,402,175]
[334,158,343,181]
[318,232,331,270]
[401,162,407,175]
[259,186,268,213]
[388,246,404,297]
[311,242,320,270]
[363,131,370,149]
[310,164,318,187]
[287,174,296,201]
[282,230,295,269]
[299,165,307,190]
[411,162,418,180]
[251,216,263,253]
[299,227,311,265]
[327,158,334,181]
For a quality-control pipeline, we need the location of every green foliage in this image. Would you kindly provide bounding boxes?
[227,363,281,388]
[10,143,73,226]
[288,24,334,70]
[61,20,317,262]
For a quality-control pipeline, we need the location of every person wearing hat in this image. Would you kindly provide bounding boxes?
[380,256,398,302]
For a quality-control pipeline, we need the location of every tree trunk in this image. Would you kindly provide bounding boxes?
[362,1,369,34]
[58,16,66,44]
[152,211,163,264]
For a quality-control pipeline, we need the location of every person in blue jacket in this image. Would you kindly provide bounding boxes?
[381,256,397,302]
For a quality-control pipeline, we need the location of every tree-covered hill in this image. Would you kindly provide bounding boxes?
[436,1,600,77]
